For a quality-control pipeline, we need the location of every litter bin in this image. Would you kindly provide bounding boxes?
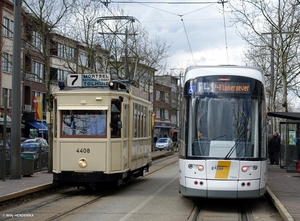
[21,152,34,176]
[0,148,10,179]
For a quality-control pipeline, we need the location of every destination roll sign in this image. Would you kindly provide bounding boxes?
[66,73,110,87]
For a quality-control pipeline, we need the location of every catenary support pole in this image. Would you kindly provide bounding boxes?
[10,0,22,179]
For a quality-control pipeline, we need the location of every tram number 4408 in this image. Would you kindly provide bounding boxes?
[76,148,90,153]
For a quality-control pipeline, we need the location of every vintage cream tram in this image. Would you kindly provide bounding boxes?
[52,74,152,188]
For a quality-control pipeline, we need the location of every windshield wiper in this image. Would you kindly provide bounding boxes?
[224,129,248,159]
[213,134,227,140]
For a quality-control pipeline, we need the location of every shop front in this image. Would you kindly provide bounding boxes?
[154,122,171,138]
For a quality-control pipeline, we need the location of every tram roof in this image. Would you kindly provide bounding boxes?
[267,112,300,120]
[184,65,264,84]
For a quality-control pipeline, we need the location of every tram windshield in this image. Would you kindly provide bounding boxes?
[62,110,107,136]
[183,76,266,159]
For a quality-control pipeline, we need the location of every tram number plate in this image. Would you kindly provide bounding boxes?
[76,148,90,153]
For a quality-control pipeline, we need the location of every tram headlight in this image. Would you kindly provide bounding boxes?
[241,166,248,172]
[79,158,88,168]
[198,165,204,171]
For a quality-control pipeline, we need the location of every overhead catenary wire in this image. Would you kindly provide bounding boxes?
[99,0,229,65]
[180,16,196,65]
[220,0,229,64]
[103,0,221,4]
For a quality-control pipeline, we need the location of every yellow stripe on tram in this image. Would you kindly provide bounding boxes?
[215,161,231,179]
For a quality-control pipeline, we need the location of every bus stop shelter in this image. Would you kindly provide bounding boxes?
[267,112,300,172]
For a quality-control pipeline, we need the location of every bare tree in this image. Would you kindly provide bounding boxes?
[60,1,169,98]
[228,0,300,116]
[58,0,110,74]
[22,0,75,173]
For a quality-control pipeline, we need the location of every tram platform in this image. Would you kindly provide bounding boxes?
[0,154,299,221]
[266,164,300,221]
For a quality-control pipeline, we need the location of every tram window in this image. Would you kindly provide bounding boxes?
[143,107,146,137]
[110,101,121,138]
[134,104,137,137]
[111,113,121,137]
[61,110,107,137]
[53,98,57,138]
[138,105,142,137]
[123,104,128,138]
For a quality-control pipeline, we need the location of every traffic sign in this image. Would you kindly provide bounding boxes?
[66,73,110,87]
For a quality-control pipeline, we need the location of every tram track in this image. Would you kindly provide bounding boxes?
[0,154,283,221]
[188,199,253,221]
[0,153,178,221]
[188,196,282,221]
[43,154,179,221]
[43,189,112,221]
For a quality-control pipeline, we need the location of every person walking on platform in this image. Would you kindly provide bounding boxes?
[268,134,274,164]
[270,132,281,165]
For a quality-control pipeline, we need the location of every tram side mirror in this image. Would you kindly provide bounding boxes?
[117,121,122,129]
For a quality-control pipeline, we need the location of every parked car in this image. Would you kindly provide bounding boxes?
[155,137,173,151]
[21,138,49,171]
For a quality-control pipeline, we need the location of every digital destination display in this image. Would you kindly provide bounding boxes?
[191,82,251,94]
[213,82,250,93]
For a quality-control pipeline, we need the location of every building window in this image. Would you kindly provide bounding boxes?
[165,92,169,103]
[2,53,13,73]
[57,69,70,81]
[96,57,104,71]
[164,109,169,119]
[57,43,75,60]
[33,30,43,52]
[79,51,88,67]
[3,17,13,37]
[50,68,71,82]
[31,61,45,83]
[171,111,177,124]
[156,91,160,101]
[159,91,165,102]
[156,108,160,119]
[2,88,12,108]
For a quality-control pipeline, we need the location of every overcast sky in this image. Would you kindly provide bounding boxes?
[105,1,247,71]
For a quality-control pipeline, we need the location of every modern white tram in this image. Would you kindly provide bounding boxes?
[52,77,152,188]
[178,66,268,198]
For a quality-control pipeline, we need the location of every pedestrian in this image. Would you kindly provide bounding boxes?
[268,134,274,164]
[270,132,281,164]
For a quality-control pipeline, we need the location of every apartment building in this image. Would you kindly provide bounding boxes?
[153,75,180,141]
[1,0,155,140]
[0,0,16,136]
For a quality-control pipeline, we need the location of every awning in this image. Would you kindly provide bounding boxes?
[267,112,300,120]
[155,125,172,129]
[27,121,48,133]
